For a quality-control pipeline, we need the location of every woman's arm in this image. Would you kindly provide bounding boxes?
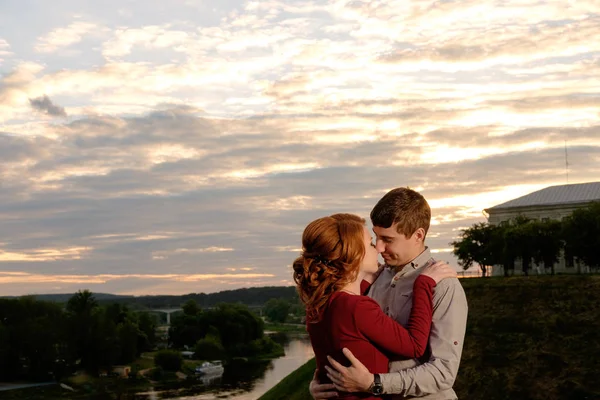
[354,275,435,359]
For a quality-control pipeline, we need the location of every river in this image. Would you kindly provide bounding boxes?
[137,333,314,400]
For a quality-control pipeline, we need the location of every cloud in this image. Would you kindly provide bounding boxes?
[29,95,67,117]
[0,271,276,295]
[0,0,599,295]
[34,21,99,53]
[102,25,191,58]
[0,38,12,64]
[0,271,274,284]
[0,247,91,262]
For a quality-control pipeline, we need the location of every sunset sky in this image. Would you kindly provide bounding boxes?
[1,0,599,296]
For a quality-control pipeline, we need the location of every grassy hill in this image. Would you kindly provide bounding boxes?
[260,275,600,400]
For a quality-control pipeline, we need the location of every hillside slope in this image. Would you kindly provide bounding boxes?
[260,275,600,400]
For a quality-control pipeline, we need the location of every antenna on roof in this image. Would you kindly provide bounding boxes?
[564,140,569,184]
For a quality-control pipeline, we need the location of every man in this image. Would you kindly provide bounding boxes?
[310,187,468,399]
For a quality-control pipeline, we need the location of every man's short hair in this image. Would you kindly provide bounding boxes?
[370,187,431,238]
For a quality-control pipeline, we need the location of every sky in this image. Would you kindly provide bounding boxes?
[1,0,599,296]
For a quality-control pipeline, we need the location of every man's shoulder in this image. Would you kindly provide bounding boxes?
[436,276,464,290]
[432,277,468,310]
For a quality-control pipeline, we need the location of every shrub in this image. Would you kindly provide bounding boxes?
[194,337,225,360]
[153,350,182,372]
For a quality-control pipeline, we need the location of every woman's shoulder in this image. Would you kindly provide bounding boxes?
[334,292,379,310]
[329,291,376,308]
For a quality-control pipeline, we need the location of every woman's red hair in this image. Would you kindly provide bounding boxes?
[292,213,366,322]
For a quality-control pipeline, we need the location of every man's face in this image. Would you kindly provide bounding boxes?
[372,223,419,267]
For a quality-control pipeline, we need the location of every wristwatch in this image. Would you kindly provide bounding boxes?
[369,373,383,395]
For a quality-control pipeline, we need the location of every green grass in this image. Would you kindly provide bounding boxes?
[131,356,154,371]
[264,323,307,333]
[260,275,600,400]
[0,385,75,400]
[260,357,316,400]
[0,376,153,400]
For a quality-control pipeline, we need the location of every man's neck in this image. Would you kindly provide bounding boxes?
[393,246,427,272]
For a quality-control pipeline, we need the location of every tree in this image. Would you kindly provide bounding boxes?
[451,223,500,277]
[137,312,158,351]
[182,299,201,316]
[66,290,101,372]
[264,298,291,323]
[563,202,600,271]
[194,337,225,361]
[530,219,563,275]
[66,290,98,315]
[168,313,207,349]
[0,297,69,381]
[154,350,182,372]
[500,224,517,277]
[505,216,534,276]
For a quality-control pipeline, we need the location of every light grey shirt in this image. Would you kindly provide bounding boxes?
[368,248,468,399]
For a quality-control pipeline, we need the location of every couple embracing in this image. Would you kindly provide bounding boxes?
[293,187,468,400]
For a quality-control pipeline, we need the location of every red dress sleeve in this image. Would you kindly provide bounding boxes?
[353,275,435,359]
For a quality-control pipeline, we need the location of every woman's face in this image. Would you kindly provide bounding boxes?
[361,226,380,274]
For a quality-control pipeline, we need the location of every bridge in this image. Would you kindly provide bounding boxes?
[144,305,264,325]
[148,308,182,325]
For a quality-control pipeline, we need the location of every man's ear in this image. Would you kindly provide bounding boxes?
[413,227,426,243]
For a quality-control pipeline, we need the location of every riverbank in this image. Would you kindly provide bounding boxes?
[260,275,600,400]
[264,323,306,333]
[260,358,316,400]
[0,377,151,400]
[0,347,289,400]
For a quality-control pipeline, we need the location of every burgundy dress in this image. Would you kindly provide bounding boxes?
[307,275,435,400]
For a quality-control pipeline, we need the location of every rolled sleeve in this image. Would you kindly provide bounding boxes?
[380,278,468,398]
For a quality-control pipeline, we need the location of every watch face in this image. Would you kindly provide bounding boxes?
[372,384,383,395]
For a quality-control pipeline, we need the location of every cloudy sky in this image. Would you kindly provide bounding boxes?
[1,0,599,296]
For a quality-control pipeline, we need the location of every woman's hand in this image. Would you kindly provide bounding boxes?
[421,260,457,284]
[363,263,385,284]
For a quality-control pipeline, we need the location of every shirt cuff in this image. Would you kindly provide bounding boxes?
[380,372,402,395]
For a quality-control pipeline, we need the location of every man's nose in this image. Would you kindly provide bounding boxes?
[375,240,386,253]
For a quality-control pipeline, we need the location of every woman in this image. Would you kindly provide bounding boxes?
[293,214,456,399]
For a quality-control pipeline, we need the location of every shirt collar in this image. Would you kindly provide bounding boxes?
[388,247,432,283]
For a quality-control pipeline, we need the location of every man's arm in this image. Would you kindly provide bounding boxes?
[379,278,468,396]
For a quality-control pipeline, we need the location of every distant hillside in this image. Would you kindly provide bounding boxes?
[4,286,299,309]
[124,286,299,309]
[1,293,132,302]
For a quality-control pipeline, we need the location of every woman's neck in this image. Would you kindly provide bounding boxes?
[340,275,363,295]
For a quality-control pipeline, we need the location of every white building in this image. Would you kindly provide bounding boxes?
[483,181,600,276]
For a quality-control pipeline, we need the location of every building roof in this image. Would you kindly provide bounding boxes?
[485,182,600,212]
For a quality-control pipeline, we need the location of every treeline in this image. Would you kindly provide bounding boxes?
[7,286,300,311]
[169,300,283,360]
[264,298,305,323]
[122,286,299,309]
[451,202,600,276]
[0,290,157,382]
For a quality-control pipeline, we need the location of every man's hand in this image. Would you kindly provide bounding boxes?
[309,369,338,399]
[325,348,374,393]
